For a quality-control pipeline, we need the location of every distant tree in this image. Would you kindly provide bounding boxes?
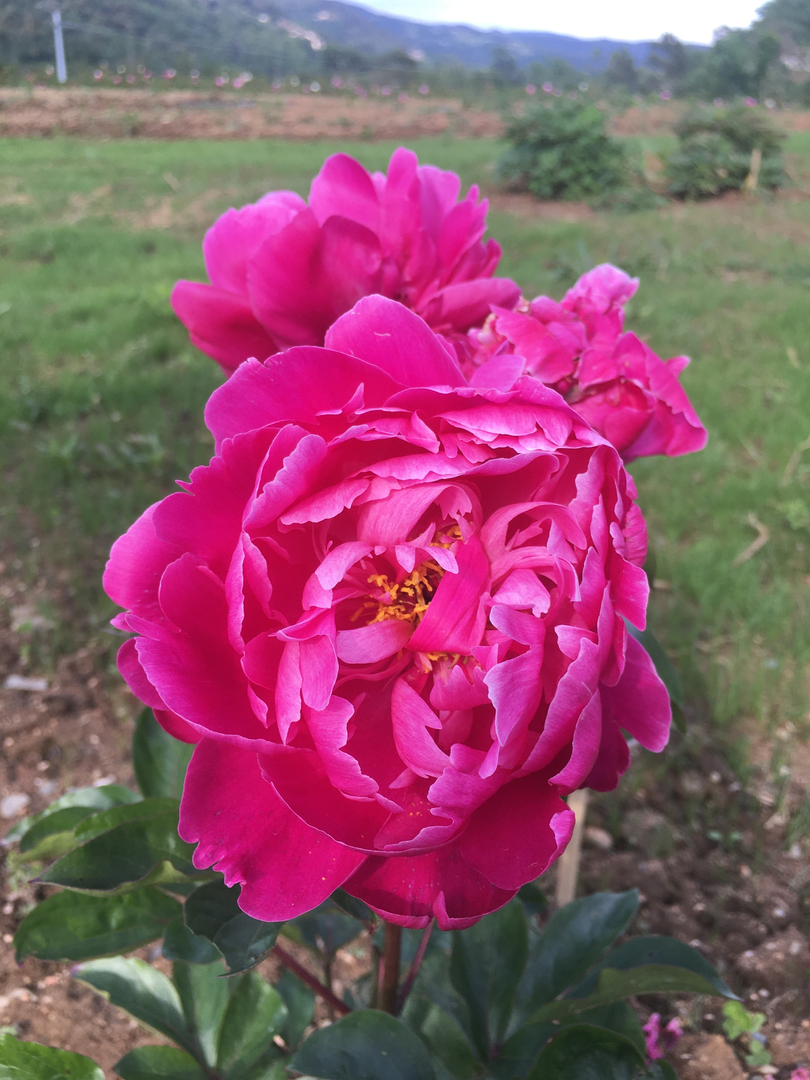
[322,44,370,73]
[648,33,689,87]
[686,26,784,99]
[490,44,519,83]
[604,47,638,91]
[381,48,418,70]
[758,0,810,46]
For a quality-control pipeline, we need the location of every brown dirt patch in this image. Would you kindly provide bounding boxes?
[0,88,503,142]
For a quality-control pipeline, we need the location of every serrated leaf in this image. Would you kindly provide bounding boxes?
[184,880,281,975]
[217,972,287,1078]
[162,917,221,965]
[0,1034,104,1080]
[40,803,198,891]
[526,1024,645,1080]
[133,709,194,800]
[14,888,180,962]
[291,1011,436,1080]
[74,956,196,1057]
[172,960,230,1068]
[275,968,315,1050]
[513,891,639,1027]
[450,899,528,1055]
[8,785,140,844]
[115,1045,207,1080]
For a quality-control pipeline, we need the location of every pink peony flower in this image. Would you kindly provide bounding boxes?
[791,1070,810,1080]
[469,264,707,462]
[171,148,520,376]
[643,1014,683,1061]
[104,297,670,930]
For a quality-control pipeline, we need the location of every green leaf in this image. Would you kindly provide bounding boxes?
[722,1000,765,1040]
[450,899,528,1056]
[403,999,482,1080]
[0,1034,104,1080]
[72,797,179,842]
[133,709,194,800]
[40,801,198,891]
[626,623,685,729]
[115,1045,207,1080]
[516,882,547,919]
[162,917,222,965]
[526,1025,646,1080]
[237,1056,287,1080]
[8,785,140,844]
[514,891,639,1025]
[74,956,196,1058]
[14,888,180,962]
[217,972,287,1078]
[641,1063,678,1080]
[407,950,475,1059]
[275,968,315,1050]
[531,938,736,1025]
[172,960,230,1068]
[330,889,376,924]
[293,902,365,958]
[184,880,282,975]
[568,937,737,1002]
[19,807,109,857]
[291,1011,436,1080]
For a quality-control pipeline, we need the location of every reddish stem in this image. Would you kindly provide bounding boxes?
[396,918,434,1015]
[377,921,402,1013]
[273,943,351,1016]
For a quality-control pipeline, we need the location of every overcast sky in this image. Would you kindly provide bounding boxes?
[354,0,764,45]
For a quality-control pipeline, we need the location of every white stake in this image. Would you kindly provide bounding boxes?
[52,9,67,84]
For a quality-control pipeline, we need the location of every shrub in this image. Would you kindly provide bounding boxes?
[666,104,786,198]
[497,99,628,200]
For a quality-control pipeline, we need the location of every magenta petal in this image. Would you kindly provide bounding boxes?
[458,773,574,889]
[325,295,466,388]
[202,193,306,294]
[583,717,631,792]
[408,535,489,654]
[309,153,380,232]
[390,679,450,778]
[343,846,516,929]
[205,351,400,452]
[336,619,412,664]
[601,634,671,752]
[104,502,179,624]
[170,282,279,375]
[422,278,520,334]
[179,739,364,921]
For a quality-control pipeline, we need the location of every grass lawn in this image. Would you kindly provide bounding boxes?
[1,134,810,754]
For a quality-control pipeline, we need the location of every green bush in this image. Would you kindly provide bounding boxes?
[497,99,629,201]
[666,104,786,199]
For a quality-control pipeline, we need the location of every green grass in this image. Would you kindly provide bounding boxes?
[2,134,810,738]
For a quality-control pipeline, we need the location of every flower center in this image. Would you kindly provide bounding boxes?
[363,559,445,627]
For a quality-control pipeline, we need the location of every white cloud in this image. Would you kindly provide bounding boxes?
[356,0,763,45]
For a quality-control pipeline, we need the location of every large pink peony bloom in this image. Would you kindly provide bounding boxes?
[469,264,707,462]
[171,148,520,375]
[104,297,670,930]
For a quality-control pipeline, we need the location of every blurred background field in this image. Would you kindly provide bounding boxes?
[3,131,810,748]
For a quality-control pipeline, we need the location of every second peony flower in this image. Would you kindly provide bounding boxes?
[105,297,671,930]
[171,148,520,374]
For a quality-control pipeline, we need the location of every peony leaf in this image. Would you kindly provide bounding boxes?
[526,1024,645,1080]
[162,916,221,965]
[114,1045,207,1080]
[291,1011,436,1080]
[39,800,198,890]
[74,957,196,1056]
[8,784,140,847]
[14,888,180,962]
[172,961,230,1068]
[450,899,528,1057]
[216,972,287,1077]
[513,890,639,1024]
[274,968,315,1050]
[293,901,365,959]
[132,709,194,801]
[0,1034,104,1080]
[184,880,282,975]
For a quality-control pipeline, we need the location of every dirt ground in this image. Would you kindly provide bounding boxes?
[0,554,808,1079]
[1,88,808,142]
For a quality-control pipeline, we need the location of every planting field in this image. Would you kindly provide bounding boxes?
[1,133,810,1073]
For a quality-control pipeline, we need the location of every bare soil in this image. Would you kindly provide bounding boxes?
[1,88,807,142]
